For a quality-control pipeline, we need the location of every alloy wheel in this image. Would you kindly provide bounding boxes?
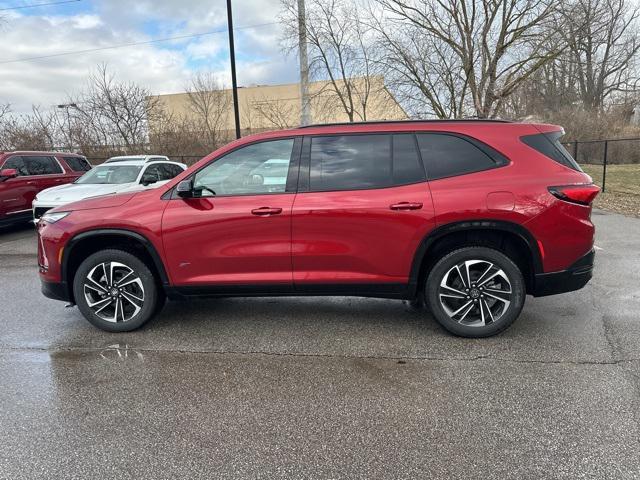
[438,259,512,327]
[83,261,145,323]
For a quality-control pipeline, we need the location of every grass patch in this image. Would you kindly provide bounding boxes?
[581,164,640,217]
[581,164,640,195]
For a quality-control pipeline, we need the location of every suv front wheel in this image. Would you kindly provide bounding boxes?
[425,247,526,338]
[73,249,163,332]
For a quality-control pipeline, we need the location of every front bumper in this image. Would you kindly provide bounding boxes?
[532,249,595,297]
[41,280,71,303]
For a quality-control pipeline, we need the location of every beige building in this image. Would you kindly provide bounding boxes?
[149,76,408,135]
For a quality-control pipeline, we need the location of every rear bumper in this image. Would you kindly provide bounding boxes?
[532,249,595,297]
[41,280,71,303]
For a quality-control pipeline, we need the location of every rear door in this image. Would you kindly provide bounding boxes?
[291,133,436,287]
[22,155,67,193]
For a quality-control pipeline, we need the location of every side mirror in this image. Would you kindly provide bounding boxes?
[176,179,194,198]
[140,173,158,186]
[0,168,18,179]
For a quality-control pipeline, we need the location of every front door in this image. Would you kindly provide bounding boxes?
[162,138,300,288]
[0,156,37,219]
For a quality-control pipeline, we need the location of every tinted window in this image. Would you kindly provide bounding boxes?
[144,163,182,181]
[63,156,91,172]
[2,156,28,176]
[393,134,425,184]
[23,156,63,175]
[310,135,391,191]
[521,131,582,172]
[160,163,184,180]
[194,139,294,196]
[417,134,499,180]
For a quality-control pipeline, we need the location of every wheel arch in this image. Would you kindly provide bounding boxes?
[62,229,169,303]
[409,220,543,296]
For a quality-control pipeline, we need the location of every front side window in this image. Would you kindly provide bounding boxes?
[416,134,503,180]
[63,156,91,172]
[157,163,184,180]
[1,156,28,176]
[193,139,294,196]
[75,164,143,184]
[310,135,391,191]
[23,156,63,175]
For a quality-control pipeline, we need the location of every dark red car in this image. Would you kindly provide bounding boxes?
[37,120,599,337]
[0,151,91,226]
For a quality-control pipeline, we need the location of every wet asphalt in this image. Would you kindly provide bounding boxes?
[0,210,638,479]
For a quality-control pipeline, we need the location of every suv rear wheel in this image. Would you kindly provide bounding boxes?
[425,247,525,338]
[72,249,163,332]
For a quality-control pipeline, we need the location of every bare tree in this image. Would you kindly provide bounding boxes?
[67,64,157,151]
[185,72,232,150]
[371,18,469,118]
[250,96,297,130]
[281,0,381,122]
[378,0,565,118]
[562,0,640,110]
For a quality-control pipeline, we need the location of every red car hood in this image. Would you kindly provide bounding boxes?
[50,191,138,213]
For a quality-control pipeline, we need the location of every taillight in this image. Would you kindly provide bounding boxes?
[548,184,600,206]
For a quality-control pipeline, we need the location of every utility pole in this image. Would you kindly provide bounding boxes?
[297,0,311,126]
[226,0,241,139]
[57,103,78,150]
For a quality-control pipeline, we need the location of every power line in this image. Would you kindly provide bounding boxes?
[0,21,278,65]
[0,0,81,11]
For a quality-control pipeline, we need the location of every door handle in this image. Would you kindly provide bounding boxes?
[26,181,36,185]
[251,207,283,216]
[390,202,423,211]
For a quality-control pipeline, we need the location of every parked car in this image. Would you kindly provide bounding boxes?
[32,156,186,221]
[0,151,91,227]
[37,120,599,337]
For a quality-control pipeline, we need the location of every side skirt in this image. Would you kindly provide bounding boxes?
[166,283,412,301]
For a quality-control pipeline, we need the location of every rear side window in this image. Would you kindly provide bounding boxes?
[310,135,391,191]
[521,131,582,172]
[22,156,63,175]
[416,134,503,180]
[63,156,91,172]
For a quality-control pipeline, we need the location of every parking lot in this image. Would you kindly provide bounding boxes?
[0,210,638,479]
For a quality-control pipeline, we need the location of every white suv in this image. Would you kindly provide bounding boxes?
[33,156,186,220]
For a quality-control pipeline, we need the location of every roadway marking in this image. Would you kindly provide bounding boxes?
[594,245,604,251]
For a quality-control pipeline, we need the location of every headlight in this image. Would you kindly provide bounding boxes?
[41,211,70,224]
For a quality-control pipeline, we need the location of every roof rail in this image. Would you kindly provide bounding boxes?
[104,157,144,163]
[298,119,513,128]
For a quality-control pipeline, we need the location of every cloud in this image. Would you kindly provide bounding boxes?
[0,0,298,114]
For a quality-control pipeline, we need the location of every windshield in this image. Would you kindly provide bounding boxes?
[75,165,143,184]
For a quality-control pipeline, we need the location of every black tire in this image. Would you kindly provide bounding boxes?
[72,249,162,332]
[425,246,526,338]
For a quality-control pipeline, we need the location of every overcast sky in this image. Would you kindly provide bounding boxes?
[0,0,299,113]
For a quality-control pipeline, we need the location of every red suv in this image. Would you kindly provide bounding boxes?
[37,121,599,337]
[0,151,91,226]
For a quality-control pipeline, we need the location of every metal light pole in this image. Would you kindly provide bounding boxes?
[57,103,78,150]
[226,0,241,139]
[297,0,311,126]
